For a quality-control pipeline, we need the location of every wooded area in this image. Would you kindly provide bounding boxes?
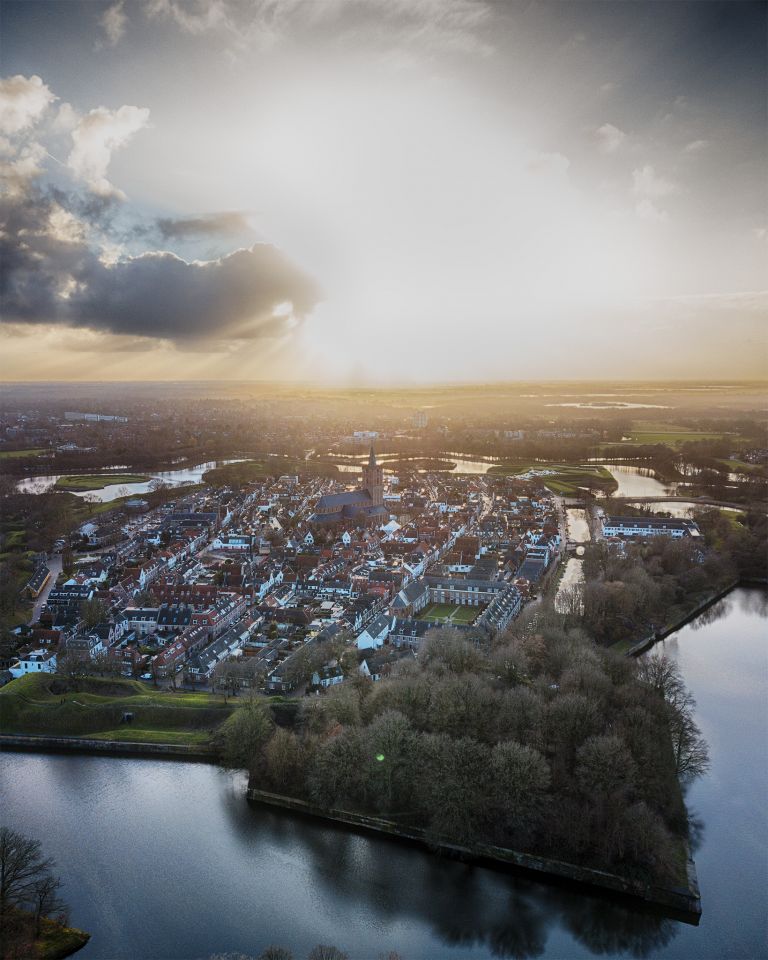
[230,625,707,886]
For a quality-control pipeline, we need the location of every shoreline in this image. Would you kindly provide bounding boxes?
[245,786,701,922]
[623,578,766,658]
[0,733,217,761]
[6,583,766,927]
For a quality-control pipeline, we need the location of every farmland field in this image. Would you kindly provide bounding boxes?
[0,447,48,459]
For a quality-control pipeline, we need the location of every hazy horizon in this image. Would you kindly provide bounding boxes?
[1,0,766,382]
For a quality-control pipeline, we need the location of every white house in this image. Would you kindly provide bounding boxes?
[10,648,58,677]
[602,516,701,539]
[311,663,345,688]
[356,613,392,650]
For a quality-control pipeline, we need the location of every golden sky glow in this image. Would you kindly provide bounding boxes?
[1,1,766,381]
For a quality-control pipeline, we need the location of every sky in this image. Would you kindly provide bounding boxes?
[0,0,766,383]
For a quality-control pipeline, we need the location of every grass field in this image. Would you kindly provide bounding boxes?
[487,461,617,496]
[0,521,35,628]
[0,447,48,459]
[617,421,737,447]
[0,674,236,744]
[718,458,763,474]
[417,602,481,624]
[54,473,149,491]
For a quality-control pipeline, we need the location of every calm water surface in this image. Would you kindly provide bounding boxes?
[16,460,247,501]
[1,588,766,960]
[599,464,678,499]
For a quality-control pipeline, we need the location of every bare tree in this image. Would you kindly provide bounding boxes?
[259,948,293,960]
[0,828,63,939]
[31,874,65,937]
[308,948,350,960]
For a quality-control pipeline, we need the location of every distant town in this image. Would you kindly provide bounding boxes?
[5,421,719,696]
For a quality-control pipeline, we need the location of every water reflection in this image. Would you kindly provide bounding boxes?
[233,802,678,960]
[599,465,677,499]
[2,588,766,960]
[16,459,247,501]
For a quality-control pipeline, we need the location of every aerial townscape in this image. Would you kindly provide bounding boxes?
[2,406,768,960]
[1,0,767,958]
[1,380,766,958]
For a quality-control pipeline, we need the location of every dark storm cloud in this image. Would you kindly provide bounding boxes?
[156,211,251,240]
[0,189,320,342]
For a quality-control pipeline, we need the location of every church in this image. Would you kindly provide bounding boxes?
[310,446,389,525]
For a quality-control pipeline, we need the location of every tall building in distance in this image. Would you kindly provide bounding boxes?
[413,410,428,429]
[310,445,388,524]
[361,445,384,506]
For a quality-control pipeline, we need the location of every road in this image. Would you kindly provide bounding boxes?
[29,553,62,625]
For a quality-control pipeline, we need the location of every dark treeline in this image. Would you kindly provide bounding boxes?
[234,627,707,887]
[575,509,766,646]
[579,535,731,646]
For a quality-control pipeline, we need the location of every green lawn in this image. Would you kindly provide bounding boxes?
[487,461,617,495]
[88,728,213,744]
[417,602,481,624]
[717,458,762,474]
[3,528,27,548]
[617,420,737,447]
[0,674,236,742]
[54,473,149,491]
[0,447,48,459]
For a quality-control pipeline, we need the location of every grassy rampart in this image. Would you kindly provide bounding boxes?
[0,674,235,745]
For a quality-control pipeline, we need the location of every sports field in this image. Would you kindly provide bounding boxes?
[417,602,481,625]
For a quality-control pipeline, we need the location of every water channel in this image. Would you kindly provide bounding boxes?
[1,588,765,959]
[16,460,247,502]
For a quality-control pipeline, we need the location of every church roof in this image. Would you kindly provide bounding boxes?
[316,490,373,509]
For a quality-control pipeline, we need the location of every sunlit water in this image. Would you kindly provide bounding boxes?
[16,460,248,502]
[600,464,678,498]
[1,589,766,959]
[566,508,591,542]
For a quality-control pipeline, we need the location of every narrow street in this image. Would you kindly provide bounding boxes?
[29,553,62,625]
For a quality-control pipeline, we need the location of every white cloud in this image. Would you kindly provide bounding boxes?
[634,197,668,222]
[0,141,47,192]
[631,164,677,220]
[141,0,493,57]
[99,1,128,46]
[144,0,230,35]
[684,139,708,153]
[53,102,80,133]
[753,227,767,242]
[596,122,626,154]
[0,75,56,135]
[67,104,150,196]
[632,165,677,198]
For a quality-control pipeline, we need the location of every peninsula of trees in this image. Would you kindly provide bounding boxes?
[230,623,707,887]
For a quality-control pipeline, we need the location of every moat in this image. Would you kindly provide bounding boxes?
[1,588,765,959]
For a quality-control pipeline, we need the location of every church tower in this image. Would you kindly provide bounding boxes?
[361,445,384,507]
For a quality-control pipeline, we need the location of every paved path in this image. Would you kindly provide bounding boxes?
[29,553,62,625]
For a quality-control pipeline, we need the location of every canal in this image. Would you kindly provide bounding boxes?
[1,588,766,959]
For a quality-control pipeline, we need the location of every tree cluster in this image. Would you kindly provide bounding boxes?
[580,534,736,645]
[239,628,706,886]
